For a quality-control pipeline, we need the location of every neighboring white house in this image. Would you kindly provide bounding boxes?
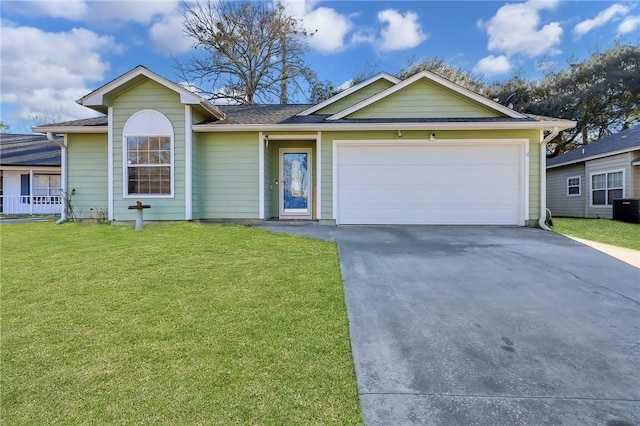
[0,134,62,215]
[546,126,640,218]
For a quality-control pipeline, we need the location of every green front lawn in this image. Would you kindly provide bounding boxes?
[553,217,640,250]
[1,223,362,425]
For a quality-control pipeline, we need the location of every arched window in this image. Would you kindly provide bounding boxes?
[123,110,174,197]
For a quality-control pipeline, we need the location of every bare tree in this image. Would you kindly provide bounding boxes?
[398,57,488,94]
[178,0,316,104]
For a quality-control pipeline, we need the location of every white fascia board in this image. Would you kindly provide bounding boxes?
[327,70,527,121]
[297,73,400,116]
[192,120,576,133]
[77,66,225,120]
[0,165,61,172]
[32,126,108,134]
[547,146,640,169]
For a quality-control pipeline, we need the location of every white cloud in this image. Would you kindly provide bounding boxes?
[351,29,377,46]
[618,15,640,34]
[88,0,179,25]
[574,4,631,37]
[303,7,353,53]
[473,55,512,76]
[0,24,122,123]
[377,9,427,52]
[23,0,89,20]
[149,11,192,54]
[24,0,179,25]
[480,0,563,58]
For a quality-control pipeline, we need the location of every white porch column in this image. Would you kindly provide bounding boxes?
[316,131,321,220]
[29,169,34,215]
[185,105,193,220]
[107,107,114,221]
[258,132,265,219]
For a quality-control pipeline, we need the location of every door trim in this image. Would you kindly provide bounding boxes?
[279,148,313,219]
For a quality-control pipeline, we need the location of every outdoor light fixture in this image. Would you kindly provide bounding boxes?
[264,134,269,147]
[397,130,403,137]
[430,133,436,141]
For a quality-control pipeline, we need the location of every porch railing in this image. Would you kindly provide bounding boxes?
[0,195,63,215]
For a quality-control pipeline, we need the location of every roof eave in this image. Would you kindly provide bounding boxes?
[297,73,401,116]
[193,120,576,133]
[77,66,225,120]
[327,71,529,121]
[32,126,108,134]
[547,146,640,169]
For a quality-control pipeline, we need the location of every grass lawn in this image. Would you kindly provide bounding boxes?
[1,222,362,425]
[553,217,640,250]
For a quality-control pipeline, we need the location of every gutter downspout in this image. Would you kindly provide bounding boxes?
[539,127,559,231]
[47,132,68,224]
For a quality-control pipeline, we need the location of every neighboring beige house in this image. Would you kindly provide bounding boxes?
[546,126,640,218]
[33,66,576,226]
[0,134,62,215]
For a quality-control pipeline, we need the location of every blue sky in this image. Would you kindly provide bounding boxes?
[1,0,638,132]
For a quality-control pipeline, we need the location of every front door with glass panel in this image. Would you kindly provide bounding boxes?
[279,148,312,219]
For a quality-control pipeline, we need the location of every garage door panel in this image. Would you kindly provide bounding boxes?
[339,145,519,166]
[340,164,520,186]
[339,187,519,209]
[338,206,519,225]
[336,142,524,225]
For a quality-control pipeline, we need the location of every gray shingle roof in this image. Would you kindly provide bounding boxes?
[44,116,108,127]
[36,105,572,128]
[0,134,62,167]
[210,104,312,124]
[547,126,640,168]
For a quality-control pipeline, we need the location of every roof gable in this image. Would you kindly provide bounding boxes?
[297,73,400,116]
[77,66,225,120]
[328,71,526,121]
[547,126,640,168]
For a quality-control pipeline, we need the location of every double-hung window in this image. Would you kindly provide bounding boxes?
[126,136,171,195]
[123,110,174,197]
[567,176,581,196]
[591,170,623,206]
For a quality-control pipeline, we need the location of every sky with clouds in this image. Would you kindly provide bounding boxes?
[0,0,638,132]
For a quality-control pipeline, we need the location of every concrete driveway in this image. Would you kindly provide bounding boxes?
[334,226,640,426]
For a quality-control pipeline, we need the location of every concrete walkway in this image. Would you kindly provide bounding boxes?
[566,236,640,269]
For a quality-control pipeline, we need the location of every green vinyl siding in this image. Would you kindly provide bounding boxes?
[67,134,108,219]
[198,132,259,219]
[111,78,186,221]
[347,79,503,119]
[314,79,396,115]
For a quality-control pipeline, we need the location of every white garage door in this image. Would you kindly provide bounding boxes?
[335,142,525,225]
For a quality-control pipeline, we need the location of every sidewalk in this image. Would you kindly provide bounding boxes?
[566,236,640,269]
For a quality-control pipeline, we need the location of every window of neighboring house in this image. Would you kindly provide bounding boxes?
[591,170,624,206]
[20,174,30,203]
[33,174,61,203]
[123,110,174,197]
[126,136,172,195]
[567,176,581,196]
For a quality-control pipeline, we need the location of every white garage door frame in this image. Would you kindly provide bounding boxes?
[332,139,529,225]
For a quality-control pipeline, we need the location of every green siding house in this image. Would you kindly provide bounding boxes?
[34,66,575,227]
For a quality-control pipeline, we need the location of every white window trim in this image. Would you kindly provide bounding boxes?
[122,110,175,199]
[566,176,581,197]
[589,169,624,208]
